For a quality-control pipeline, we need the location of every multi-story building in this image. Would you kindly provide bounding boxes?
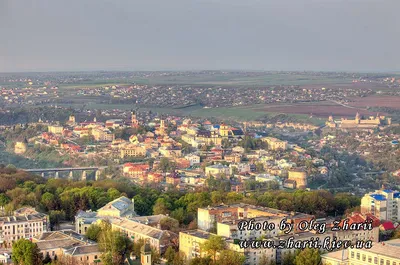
[361,189,400,221]
[48,125,64,134]
[0,207,49,248]
[261,137,288,151]
[287,169,308,189]
[197,203,313,233]
[205,164,230,177]
[120,144,147,159]
[92,128,114,142]
[75,196,136,234]
[33,230,101,265]
[321,239,400,265]
[111,218,178,255]
[185,154,201,166]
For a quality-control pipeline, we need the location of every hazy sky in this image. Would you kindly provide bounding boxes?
[1,0,399,72]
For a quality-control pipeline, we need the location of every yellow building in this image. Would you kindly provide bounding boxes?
[262,137,288,151]
[321,239,400,265]
[111,218,178,255]
[92,128,115,142]
[179,229,276,265]
[48,125,64,134]
[327,113,392,130]
[288,169,307,189]
[14,141,27,154]
[120,144,147,158]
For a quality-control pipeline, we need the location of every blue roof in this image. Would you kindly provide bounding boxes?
[383,189,393,193]
[213,125,220,129]
[370,194,386,201]
[394,192,400,199]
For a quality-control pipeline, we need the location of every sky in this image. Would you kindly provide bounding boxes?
[0,0,399,72]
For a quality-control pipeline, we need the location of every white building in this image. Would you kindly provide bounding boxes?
[361,189,400,221]
[185,154,201,166]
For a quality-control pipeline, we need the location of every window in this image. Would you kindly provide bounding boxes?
[380,259,384,265]
[357,253,360,260]
[374,257,378,264]
[368,256,372,263]
[362,254,366,261]
[351,251,354,258]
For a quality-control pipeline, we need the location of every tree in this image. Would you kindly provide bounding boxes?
[281,251,296,265]
[189,257,212,265]
[164,246,175,264]
[218,250,245,265]
[86,224,102,241]
[98,227,133,265]
[294,248,320,265]
[160,217,179,232]
[49,210,65,230]
[172,251,187,265]
[12,239,43,265]
[0,194,10,208]
[153,198,171,215]
[201,235,225,263]
[259,253,276,265]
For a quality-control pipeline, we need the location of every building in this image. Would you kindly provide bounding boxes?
[179,229,276,265]
[287,169,307,189]
[140,241,152,265]
[92,128,114,142]
[185,154,201,166]
[262,137,288,151]
[48,125,64,134]
[111,218,178,254]
[120,144,147,159]
[131,111,139,128]
[205,164,230,177]
[321,239,400,265]
[33,230,101,265]
[197,203,313,232]
[14,141,27,154]
[327,113,392,130]
[0,207,49,248]
[75,196,137,234]
[361,189,400,221]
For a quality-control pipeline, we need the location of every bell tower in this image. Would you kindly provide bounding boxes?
[140,241,152,265]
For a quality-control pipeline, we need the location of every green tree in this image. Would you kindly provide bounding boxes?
[86,224,102,241]
[201,235,225,263]
[294,248,320,265]
[153,198,171,215]
[164,246,176,264]
[49,210,65,230]
[172,251,186,265]
[281,251,297,265]
[98,227,133,265]
[12,239,43,265]
[0,194,10,207]
[189,257,213,265]
[160,217,179,232]
[218,250,246,265]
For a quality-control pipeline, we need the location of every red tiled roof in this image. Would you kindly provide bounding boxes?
[380,221,396,231]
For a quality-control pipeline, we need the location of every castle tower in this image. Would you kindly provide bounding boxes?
[159,119,166,135]
[69,115,76,124]
[131,111,139,128]
[355,112,360,124]
[140,241,152,265]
